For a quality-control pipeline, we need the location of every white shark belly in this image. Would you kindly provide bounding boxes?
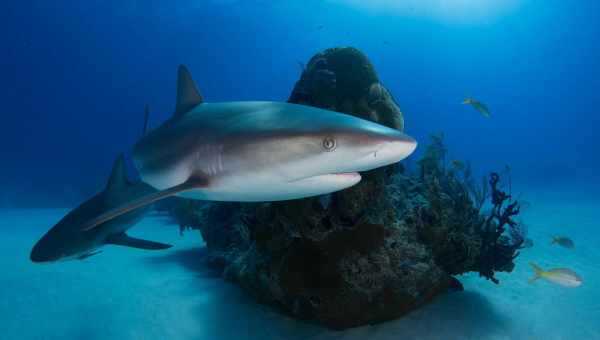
[177,172,361,202]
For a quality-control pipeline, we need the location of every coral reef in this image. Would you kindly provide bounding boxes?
[289,47,405,131]
[168,47,524,329]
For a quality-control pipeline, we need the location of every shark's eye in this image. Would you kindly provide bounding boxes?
[322,137,336,151]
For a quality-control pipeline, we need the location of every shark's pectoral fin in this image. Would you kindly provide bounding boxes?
[82,177,207,232]
[78,250,102,260]
[107,233,172,250]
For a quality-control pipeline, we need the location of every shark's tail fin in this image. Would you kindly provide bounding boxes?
[529,262,544,283]
[550,236,558,245]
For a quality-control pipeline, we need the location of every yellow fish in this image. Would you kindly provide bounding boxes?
[529,262,582,287]
[462,97,491,118]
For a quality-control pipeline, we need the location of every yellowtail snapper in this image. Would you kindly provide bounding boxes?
[529,262,582,287]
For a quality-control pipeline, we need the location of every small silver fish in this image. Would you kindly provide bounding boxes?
[551,236,575,249]
[529,262,582,287]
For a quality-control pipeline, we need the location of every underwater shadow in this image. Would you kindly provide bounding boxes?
[140,248,512,339]
[183,288,513,340]
[143,246,329,339]
[141,247,221,279]
[371,290,512,340]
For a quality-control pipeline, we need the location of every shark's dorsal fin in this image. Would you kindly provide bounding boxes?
[174,65,203,119]
[142,104,150,136]
[106,154,129,191]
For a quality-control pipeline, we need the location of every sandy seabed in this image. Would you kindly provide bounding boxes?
[1,185,598,340]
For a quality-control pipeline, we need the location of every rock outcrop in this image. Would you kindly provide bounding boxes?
[169,47,525,329]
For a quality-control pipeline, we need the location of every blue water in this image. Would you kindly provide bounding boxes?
[2,1,599,339]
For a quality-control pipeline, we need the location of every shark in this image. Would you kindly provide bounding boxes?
[82,65,418,231]
[30,155,171,263]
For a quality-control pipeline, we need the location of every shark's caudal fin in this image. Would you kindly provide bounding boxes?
[143,104,150,136]
[529,262,544,283]
[106,154,130,192]
[82,177,207,232]
[174,65,203,119]
[107,233,172,250]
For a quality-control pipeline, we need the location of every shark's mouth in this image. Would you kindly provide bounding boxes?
[289,172,361,184]
[332,172,361,178]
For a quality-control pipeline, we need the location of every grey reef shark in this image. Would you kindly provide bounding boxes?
[32,64,418,262]
[30,155,171,263]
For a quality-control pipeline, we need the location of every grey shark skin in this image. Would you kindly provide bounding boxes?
[82,65,417,230]
[30,155,171,263]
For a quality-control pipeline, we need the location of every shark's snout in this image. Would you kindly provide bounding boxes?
[377,132,418,162]
[351,129,417,172]
[30,232,67,263]
[30,240,53,263]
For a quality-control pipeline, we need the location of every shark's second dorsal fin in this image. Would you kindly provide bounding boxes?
[106,154,129,191]
[174,65,203,119]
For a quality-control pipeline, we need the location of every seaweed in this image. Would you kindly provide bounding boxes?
[412,134,524,284]
[477,172,525,283]
[463,161,489,212]
[417,133,487,212]
[418,132,446,181]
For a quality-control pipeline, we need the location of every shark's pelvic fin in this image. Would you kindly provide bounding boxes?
[174,65,203,119]
[83,176,208,231]
[106,154,130,192]
[107,233,172,250]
